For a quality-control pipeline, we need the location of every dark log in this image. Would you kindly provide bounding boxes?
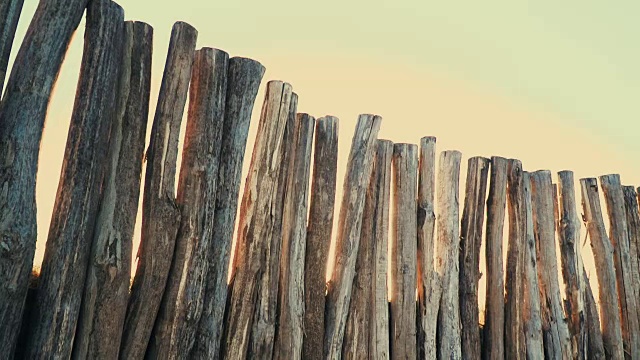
[623,186,640,331]
[0,0,89,352]
[121,21,197,360]
[0,0,24,94]
[73,21,152,360]
[583,269,606,359]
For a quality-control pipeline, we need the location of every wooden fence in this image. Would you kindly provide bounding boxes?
[0,1,639,359]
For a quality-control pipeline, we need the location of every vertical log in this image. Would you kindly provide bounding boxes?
[582,269,606,359]
[324,114,382,359]
[0,0,89,352]
[459,156,489,359]
[623,186,640,329]
[121,21,197,360]
[23,1,124,358]
[389,143,418,359]
[436,150,462,360]
[72,21,152,360]
[580,178,624,359]
[416,136,440,360]
[192,57,265,360]
[0,0,24,94]
[222,81,293,360]
[302,116,339,360]
[599,174,640,358]
[482,156,508,360]
[275,113,315,360]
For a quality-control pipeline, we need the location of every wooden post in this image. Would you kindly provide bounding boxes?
[580,178,624,359]
[459,156,489,359]
[275,113,315,360]
[22,1,124,357]
[121,21,197,360]
[303,116,339,360]
[583,269,606,359]
[222,81,294,360]
[623,186,640,329]
[389,143,418,359]
[416,136,440,360]
[530,170,572,359]
[599,174,640,358]
[324,114,382,359]
[191,57,265,360]
[482,156,508,360]
[436,150,462,360]
[72,21,152,360]
[0,0,89,352]
[0,0,24,94]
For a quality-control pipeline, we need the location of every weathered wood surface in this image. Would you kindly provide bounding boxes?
[600,174,640,359]
[580,178,624,359]
[303,116,339,360]
[222,81,294,360]
[192,57,265,360]
[121,21,197,360]
[623,186,640,330]
[22,2,123,358]
[0,0,24,94]
[416,136,440,360]
[324,114,382,359]
[72,21,152,360]
[583,269,606,359]
[482,156,508,360]
[436,150,462,360]
[275,113,315,360]
[0,0,89,353]
[147,47,229,360]
[459,156,489,359]
[530,170,572,359]
[389,143,418,360]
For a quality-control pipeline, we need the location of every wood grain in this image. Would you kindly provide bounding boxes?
[0,0,24,94]
[623,186,640,334]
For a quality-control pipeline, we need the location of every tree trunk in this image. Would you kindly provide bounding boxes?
[623,186,640,332]
[72,20,152,360]
[0,0,24,95]
[121,21,197,360]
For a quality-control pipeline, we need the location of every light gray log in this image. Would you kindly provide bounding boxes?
[417,136,440,360]
[580,178,624,359]
[121,21,197,360]
[482,156,508,360]
[436,150,462,360]
[459,156,489,359]
[275,113,315,360]
[303,116,339,360]
[600,174,640,358]
[623,186,640,331]
[0,0,89,352]
[0,0,24,94]
[324,114,382,359]
[23,1,124,358]
[191,56,265,360]
[72,21,152,360]
[222,81,294,360]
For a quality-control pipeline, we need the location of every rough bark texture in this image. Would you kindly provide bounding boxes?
[121,21,197,360]
[22,2,123,358]
[580,178,624,359]
[0,0,24,95]
[0,0,89,353]
[72,21,152,360]
[600,174,640,359]
[459,156,489,360]
[416,136,440,360]
[389,143,418,360]
[623,186,640,333]
[482,156,508,360]
[146,48,229,360]
[222,81,294,360]
[583,269,606,359]
[302,116,339,360]
[324,114,382,359]
[275,113,315,360]
[436,150,462,360]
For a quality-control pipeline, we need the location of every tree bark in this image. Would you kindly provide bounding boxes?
[580,178,624,359]
[23,1,124,358]
[459,156,489,360]
[0,0,24,95]
[190,56,264,360]
[72,20,152,360]
[302,116,339,360]
[0,0,89,353]
[324,114,382,359]
[121,21,197,360]
[482,156,508,360]
[623,186,640,332]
